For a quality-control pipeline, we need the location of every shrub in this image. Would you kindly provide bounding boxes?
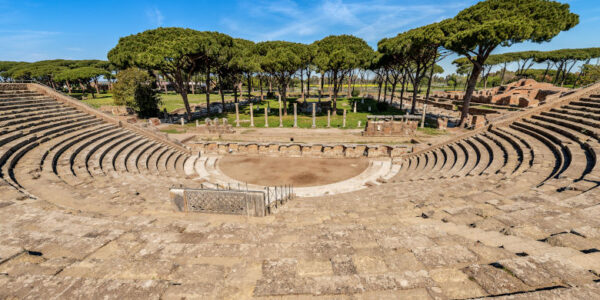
[113,68,161,117]
[376,101,389,112]
[113,68,151,107]
[134,83,161,118]
[351,88,360,97]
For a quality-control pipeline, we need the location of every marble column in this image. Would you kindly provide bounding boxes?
[235,103,240,127]
[293,103,298,128]
[311,103,316,128]
[250,103,254,127]
[264,107,269,127]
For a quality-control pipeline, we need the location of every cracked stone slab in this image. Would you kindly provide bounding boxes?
[497,257,562,288]
[462,264,529,295]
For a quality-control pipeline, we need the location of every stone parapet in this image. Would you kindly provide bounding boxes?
[190,141,410,158]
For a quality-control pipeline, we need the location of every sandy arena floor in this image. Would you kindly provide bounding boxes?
[218,155,369,187]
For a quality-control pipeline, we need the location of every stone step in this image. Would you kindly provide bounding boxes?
[74,131,131,178]
[2,118,103,191]
[121,139,152,173]
[506,125,560,186]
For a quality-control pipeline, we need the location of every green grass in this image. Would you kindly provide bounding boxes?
[80,91,237,112]
[417,127,446,135]
[186,97,405,130]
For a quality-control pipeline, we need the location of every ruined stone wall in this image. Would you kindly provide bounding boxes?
[363,120,418,137]
[190,142,410,158]
[0,83,28,91]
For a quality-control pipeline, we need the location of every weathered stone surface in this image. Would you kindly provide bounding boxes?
[462,264,529,295]
[412,245,478,268]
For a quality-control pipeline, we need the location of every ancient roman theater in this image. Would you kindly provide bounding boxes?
[2,0,600,298]
[1,79,600,298]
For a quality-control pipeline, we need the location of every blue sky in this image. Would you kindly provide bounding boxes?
[1,0,599,75]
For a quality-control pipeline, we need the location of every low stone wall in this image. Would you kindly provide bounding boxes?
[170,188,267,216]
[0,83,28,91]
[190,142,410,158]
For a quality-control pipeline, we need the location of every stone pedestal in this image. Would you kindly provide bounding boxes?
[312,103,316,128]
[327,110,331,128]
[293,103,298,128]
[250,103,255,127]
[235,103,240,127]
[357,120,362,128]
[180,117,184,127]
[196,119,199,127]
[264,107,269,127]
[342,109,347,128]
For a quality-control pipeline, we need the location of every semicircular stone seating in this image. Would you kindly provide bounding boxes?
[392,92,600,199]
[2,83,600,298]
[0,85,194,201]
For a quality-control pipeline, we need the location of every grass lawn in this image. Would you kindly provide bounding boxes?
[184,97,411,130]
[80,92,236,112]
[76,90,445,135]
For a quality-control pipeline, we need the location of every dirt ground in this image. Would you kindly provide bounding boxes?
[218,155,369,187]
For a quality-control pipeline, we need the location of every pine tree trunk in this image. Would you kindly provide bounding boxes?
[400,70,407,110]
[247,75,252,100]
[459,65,483,126]
[300,69,304,101]
[332,72,338,114]
[259,76,264,101]
[205,66,211,116]
[305,70,311,100]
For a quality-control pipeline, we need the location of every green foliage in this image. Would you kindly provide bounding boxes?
[254,41,304,100]
[351,88,360,97]
[55,67,107,82]
[441,0,578,123]
[113,68,152,106]
[112,68,161,117]
[579,64,600,85]
[314,35,374,110]
[314,35,374,75]
[444,0,578,57]
[108,27,234,118]
[134,83,161,118]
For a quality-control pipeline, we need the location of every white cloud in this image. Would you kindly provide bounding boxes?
[222,0,470,44]
[146,7,164,27]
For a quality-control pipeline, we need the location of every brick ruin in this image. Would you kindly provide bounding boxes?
[362,115,419,136]
[433,79,569,108]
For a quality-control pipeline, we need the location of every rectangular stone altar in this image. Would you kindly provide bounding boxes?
[170,188,266,216]
[170,186,293,216]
